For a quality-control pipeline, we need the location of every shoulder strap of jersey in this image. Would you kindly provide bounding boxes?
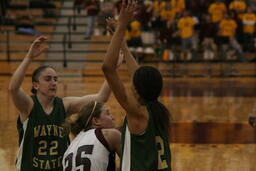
[95,128,111,152]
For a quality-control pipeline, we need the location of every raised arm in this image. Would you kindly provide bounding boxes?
[106,17,139,77]
[121,41,139,77]
[63,81,111,115]
[102,0,142,117]
[63,32,125,116]
[8,36,48,121]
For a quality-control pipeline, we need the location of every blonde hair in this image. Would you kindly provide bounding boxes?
[63,101,103,136]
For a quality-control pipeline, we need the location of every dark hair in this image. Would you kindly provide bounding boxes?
[148,101,171,139]
[31,65,54,94]
[133,66,171,139]
[133,66,163,102]
[63,101,103,136]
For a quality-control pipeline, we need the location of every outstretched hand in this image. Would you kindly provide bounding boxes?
[27,36,49,59]
[106,17,125,67]
[118,0,138,28]
[106,17,117,35]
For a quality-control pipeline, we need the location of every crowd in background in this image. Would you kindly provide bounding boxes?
[93,0,256,61]
[2,0,256,61]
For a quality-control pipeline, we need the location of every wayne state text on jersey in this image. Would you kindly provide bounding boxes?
[34,124,64,138]
[33,156,62,169]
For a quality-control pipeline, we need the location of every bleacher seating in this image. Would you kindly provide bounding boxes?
[0,0,256,77]
[0,61,41,75]
[0,0,58,75]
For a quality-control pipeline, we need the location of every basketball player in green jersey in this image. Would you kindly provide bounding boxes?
[102,1,171,170]
[8,36,122,171]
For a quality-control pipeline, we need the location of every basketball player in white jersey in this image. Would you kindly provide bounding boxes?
[62,101,121,171]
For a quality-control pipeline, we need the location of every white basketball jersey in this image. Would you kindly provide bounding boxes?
[63,128,115,171]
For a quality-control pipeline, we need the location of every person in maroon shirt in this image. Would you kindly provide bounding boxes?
[84,0,100,39]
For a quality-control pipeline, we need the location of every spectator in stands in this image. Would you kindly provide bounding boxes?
[158,2,179,60]
[128,19,142,46]
[229,0,247,15]
[126,19,143,59]
[171,0,185,15]
[84,0,100,40]
[200,14,217,60]
[190,0,210,19]
[153,0,166,17]
[159,20,178,60]
[151,0,166,44]
[160,2,176,24]
[136,0,153,31]
[217,13,244,60]
[241,7,256,52]
[177,10,198,60]
[97,0,115,35]
[208,0,227,24]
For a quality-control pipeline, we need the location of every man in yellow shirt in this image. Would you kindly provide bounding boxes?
[241,7,256,52]
[218,14,244,60]
[229,0,247,14]
[153,0,166,16]
[171,0,185,15]
[177,10,198,60]
[160,2,176,23]
[126,20,143,57]
[208,0,227,23]
[219,16,237,38]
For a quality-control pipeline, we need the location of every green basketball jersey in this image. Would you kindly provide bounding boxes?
[16,95,70,171]
[120,102,171,171]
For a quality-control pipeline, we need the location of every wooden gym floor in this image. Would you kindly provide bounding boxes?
[0,75,256,171]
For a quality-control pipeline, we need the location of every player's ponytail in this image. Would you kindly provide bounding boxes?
[133,66,171,139]
[148,101,171,140]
